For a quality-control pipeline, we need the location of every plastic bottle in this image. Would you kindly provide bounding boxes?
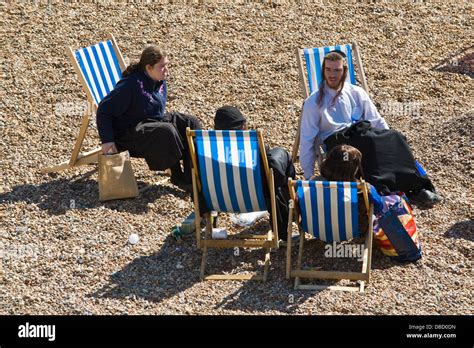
[211,228,227,239]
[210,211,218,228]
[172,223,182,241]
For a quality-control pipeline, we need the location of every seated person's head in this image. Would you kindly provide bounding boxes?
[214,106,248,130]
[320,145,363,182]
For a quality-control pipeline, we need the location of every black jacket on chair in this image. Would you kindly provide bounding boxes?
[324,121,435,195]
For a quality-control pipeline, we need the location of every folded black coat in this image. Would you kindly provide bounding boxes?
[324,121,435,195]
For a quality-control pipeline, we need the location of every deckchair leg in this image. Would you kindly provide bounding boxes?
[361,238,370,279]
[41,147,101,174]
[263,247,270,282]
[268,169,279,248]
[352,41,369,93]
[41,102,100,174]
[294,228,305,290]
[365,205,374,284]
[298,284,362,292]
[291,114,302,163]
[200,244,208,281]
[191,168,202,249]
[358,247,369,293]
[286,202,294,279]
[358,204,373,292]
[68,107,93,167]
[294,277,300,290]
[292,47,310,163]
[265,231,274,281]
[200,213,212,280]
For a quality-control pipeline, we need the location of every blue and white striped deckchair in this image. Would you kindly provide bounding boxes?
[302,43,357,96]
[292,41,368,162]
[42,34,125,174]
[296,41,368,99]
[195,130,267,214]
[296,181,360,242]
[286,179,374,292]
[73,40,123,105]
[186,128,279,281]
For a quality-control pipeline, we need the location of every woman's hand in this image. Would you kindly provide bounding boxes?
[101,142,118,155]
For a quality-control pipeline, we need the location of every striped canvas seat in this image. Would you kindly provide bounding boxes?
[187,128,278,281]
[286,178,373,292]
[295,180,359,242]
[74,40,123,104]
[194,130,267,214]
[303,43,356,95]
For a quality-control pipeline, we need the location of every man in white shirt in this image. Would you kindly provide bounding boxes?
[300,51,389,179]
[299,50,441,206]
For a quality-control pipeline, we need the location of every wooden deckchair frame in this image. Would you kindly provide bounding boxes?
[291,41,369,163]
[186,128,279,281]
[285,179,373,292]
[41,34,126,174]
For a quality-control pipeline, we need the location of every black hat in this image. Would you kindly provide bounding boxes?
[214,106,247,130]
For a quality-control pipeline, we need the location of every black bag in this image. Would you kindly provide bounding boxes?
[324,120,372,150]
[324,121,435,195]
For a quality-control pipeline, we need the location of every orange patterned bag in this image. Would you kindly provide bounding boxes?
[373,192,422,262]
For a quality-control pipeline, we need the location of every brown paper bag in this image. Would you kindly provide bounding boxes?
[98,151,139,201]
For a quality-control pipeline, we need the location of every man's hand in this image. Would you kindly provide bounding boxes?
[101,142,118,155]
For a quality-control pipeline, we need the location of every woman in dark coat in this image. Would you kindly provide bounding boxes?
[96,45,202,191]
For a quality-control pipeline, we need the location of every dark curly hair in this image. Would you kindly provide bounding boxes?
[321,145,364,182]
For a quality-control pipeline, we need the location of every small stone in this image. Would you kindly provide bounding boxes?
[128,233,139,245]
